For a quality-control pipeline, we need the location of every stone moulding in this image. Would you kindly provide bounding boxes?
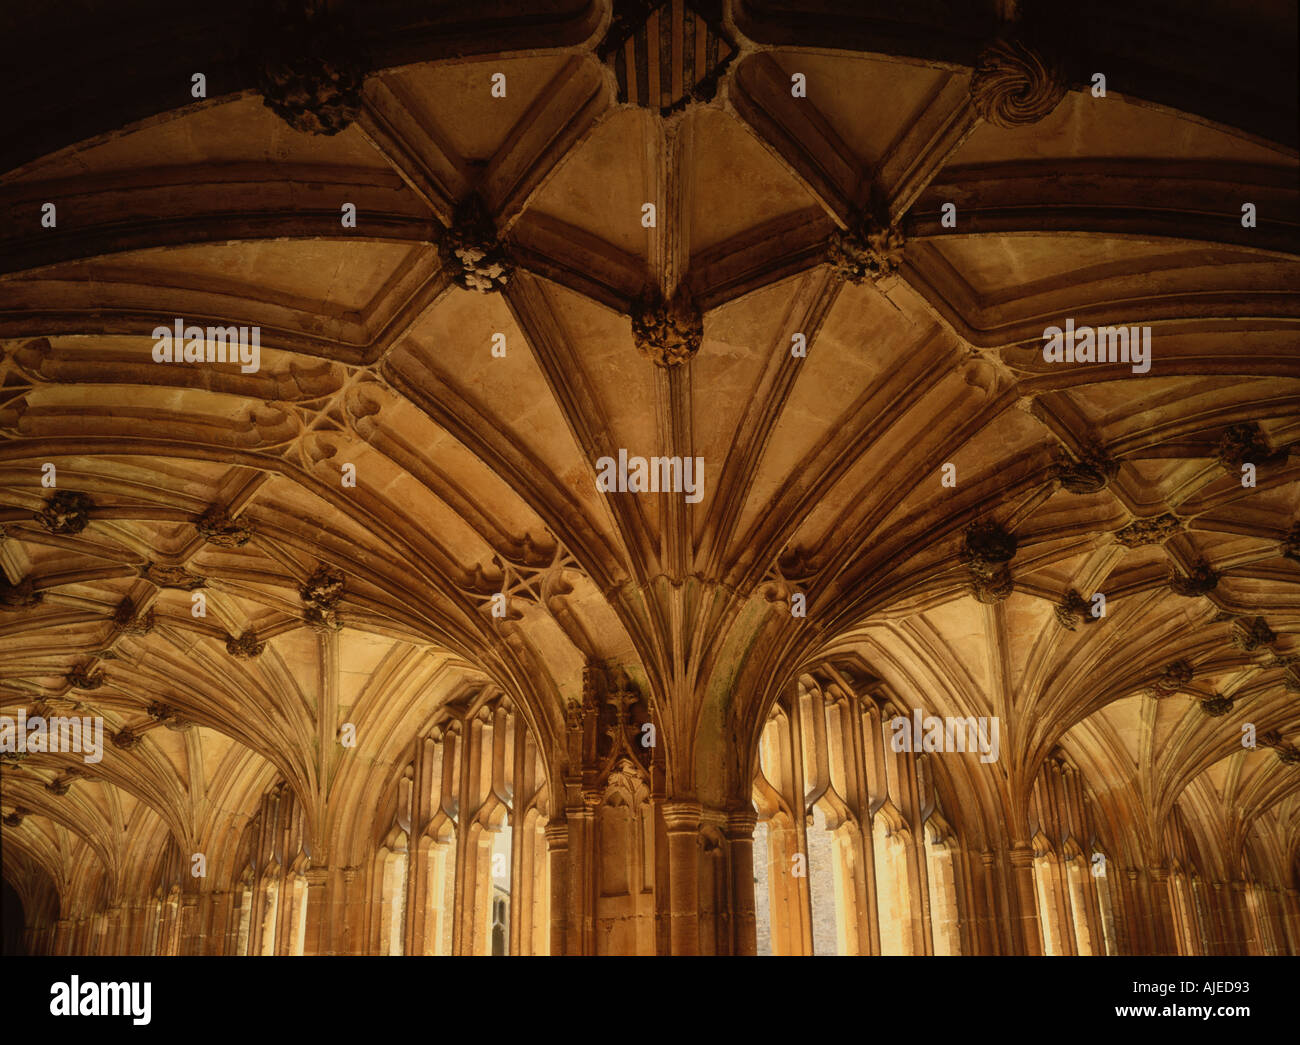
[631,285,704,367]
[970,35,1068,128]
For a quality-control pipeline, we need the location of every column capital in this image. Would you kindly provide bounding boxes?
[1008,843,1035,868]
[723,810,758,838]
[544,821,569,849]
[661,800,703,833]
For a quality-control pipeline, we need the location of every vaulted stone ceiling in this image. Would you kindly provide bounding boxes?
[2,0,1298,918]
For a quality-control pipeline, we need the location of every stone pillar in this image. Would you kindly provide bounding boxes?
[563,799,594,956]
[724,810,758,956]
[1119,868,1150,953]
[1231,881,1258,954]
[661,800,703,955]
[544,821,569,957]
[1283,888,1300,956]
[972,851,999,954]
[1007,845,1042,955]
[205,890,232,955]
[1146,867,1175,955]
[1205,880,1230,954]
[101,905,123,954]
[52,918,73,955]
[178,893,203,955]
[336,868,365,955]
[300,869,331,955]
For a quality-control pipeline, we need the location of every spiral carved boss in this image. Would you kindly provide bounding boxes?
[970,36,1068,128]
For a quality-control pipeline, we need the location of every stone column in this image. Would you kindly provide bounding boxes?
[661,800,702,955]
[102,904,123,955]
[1007,845,1042,955]
[299,869,331,955]
[1146,867,1175,954]
[1231,880,1258,954]
[335,868,365,955]
[544,821,569,957]
[724,810,758,956]
[564,798,595,955]
[178,892,203,955]
[1205,880,1230,954]
[972,851,999,954]
[52,918,73,955]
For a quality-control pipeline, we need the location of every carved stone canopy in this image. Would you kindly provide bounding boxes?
[827,213,905,285]
[969,34,1068,129]
[439,195,513,293]
[253,1,368,136]
[34,490,93,535]
[631,285,704,367]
